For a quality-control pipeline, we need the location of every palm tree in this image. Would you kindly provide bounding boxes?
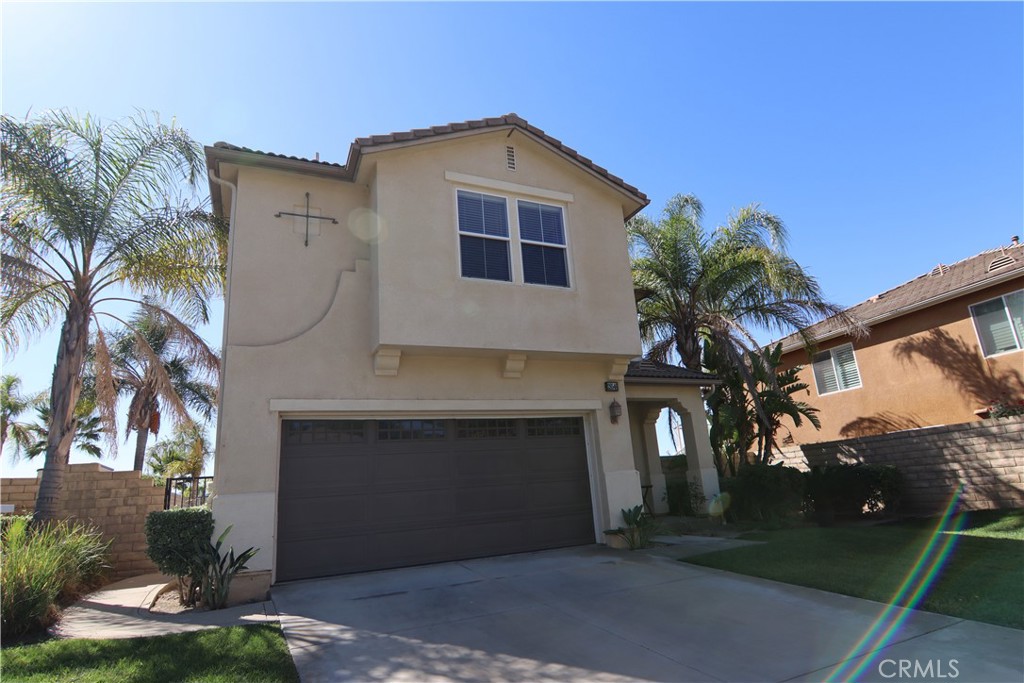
[748,343,821,465]
[146,423,212,507]
[110,308,218,471]
[24,395,105,460]
[630,193,859,417]
[1,374,43,459]
[1,110,225,521]
[145,423,210,480]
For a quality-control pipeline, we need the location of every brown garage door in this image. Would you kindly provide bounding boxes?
[276,417,594,581]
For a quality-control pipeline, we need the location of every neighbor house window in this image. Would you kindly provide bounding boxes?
[812,343,862,395]
[970,290,1024,356]
[517,200,569,287]
[457,190,511,282]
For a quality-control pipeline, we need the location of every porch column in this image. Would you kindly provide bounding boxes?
[669,396,720,509]
[641,408,669,514]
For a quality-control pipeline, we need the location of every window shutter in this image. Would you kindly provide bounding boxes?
[460,235,486,279]
[457,191,484,234]
[1004,291,1023,349]
[482,195,508,237]
[973,298,1017,355]
[833,345,862,389]
[540,205,565,244]
[518,202,543,242]
[542,246,569,287]
[812,353,839,395]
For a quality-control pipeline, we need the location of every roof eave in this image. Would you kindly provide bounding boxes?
[354,123,649,214]
[624,376,722,386]
[779,267,1024,353]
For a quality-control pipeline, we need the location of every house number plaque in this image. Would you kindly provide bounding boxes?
[604,381,619,392]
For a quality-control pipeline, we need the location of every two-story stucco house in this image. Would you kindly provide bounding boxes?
[776,239,1024,444]
[205,114,721,597]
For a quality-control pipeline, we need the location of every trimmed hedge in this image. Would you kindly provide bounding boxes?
[804,464,903,522]
[720,464,805,522]
[144,507,215,577]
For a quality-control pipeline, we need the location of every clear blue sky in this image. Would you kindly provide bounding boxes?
[2,2,1022,474]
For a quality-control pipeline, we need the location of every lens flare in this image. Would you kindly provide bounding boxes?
[825,486,965,683]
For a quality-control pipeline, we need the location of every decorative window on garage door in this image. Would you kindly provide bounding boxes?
[377,419,447,440]
[526,417,582,437]
[283,420,366,444]
[455,419,518,439]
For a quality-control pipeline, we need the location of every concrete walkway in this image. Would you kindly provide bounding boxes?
[272,545,1024,683]
[54,573,278,639]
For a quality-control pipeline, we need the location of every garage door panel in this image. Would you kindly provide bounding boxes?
[374,489,457,521]
[277,417,594,581]
[528,479,593,510]
[373,452,454,483]
[454,449,525,477]
[280,452,373,492]
[456,484,527,514]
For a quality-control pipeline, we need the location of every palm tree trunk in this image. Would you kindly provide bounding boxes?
[34,302,90,522]
[133,425,150,472]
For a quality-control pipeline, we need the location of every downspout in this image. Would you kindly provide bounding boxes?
[207,170,238,490]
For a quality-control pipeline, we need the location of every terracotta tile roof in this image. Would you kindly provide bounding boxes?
[350,113,648,203]
[778,241,1024,351]
[206,114,648,213]
[211,142,345,169]
[625,359,720,384]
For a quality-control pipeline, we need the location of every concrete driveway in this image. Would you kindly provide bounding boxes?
[272,545,1023,682]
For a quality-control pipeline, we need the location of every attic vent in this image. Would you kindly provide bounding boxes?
[988,253,1016,272]
[930,264,949,277]
[506,145,516,171]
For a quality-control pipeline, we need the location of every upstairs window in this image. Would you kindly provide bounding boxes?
[457,190,510,282]
[971,290,1023,356]
[812,343,862,395]
[518,200,569,287]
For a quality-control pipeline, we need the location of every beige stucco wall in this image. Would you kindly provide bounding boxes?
[371,131,642,356]
[211,133,647,581]
[780,278,1024,444]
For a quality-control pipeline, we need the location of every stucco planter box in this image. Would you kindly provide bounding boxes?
[603,530,630,550]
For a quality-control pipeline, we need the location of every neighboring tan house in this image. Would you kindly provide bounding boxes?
[777,240,1024,445]
[205,114,720,595]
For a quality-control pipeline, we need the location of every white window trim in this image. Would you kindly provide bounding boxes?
[516,199,572,289]
[450,182,575,290]
[969,289,1024,358]
[445,171,574,204]
[455,188,512,283]
[813,342,863,396]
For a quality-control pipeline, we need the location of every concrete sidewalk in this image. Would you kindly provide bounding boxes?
[54,573,278,640]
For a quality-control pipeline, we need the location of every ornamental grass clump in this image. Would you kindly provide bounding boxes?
[1,516,111,638]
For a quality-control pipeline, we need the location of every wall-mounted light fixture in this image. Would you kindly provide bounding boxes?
[609,399,622,424]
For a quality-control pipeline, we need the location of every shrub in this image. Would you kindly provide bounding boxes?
[606,505,658,550]
[666,480,707,516]
[145,507,214,605]
[720,464,805,522]
[804,464,904,522]
[1,517,110,638]
[195,526,259,609]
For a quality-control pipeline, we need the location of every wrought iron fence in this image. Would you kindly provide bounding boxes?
[164,476,214,510]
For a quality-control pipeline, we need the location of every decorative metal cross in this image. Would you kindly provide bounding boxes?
[275,192,339,247]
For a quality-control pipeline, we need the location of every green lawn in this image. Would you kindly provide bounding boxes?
[0,624,299,683]
[682,509,1024,629]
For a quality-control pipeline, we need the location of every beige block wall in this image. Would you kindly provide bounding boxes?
[0,463,165,579]
[780,278,1024,444]
[775,416,1024,513]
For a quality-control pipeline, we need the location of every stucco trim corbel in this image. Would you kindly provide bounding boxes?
[502,353,528,378]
